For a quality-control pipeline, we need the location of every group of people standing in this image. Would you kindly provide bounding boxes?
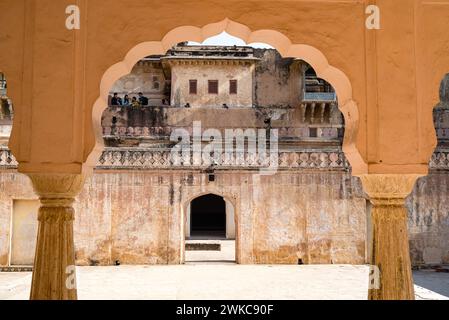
[111,92,149,107]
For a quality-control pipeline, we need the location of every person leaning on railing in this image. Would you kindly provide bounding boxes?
[122,94,130,106]
[138,92,149,106]
[111,93,121,106]
[131,97,141,108]
[110,93,145,108]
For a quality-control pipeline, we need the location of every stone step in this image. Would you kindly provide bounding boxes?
[185,243,221,251]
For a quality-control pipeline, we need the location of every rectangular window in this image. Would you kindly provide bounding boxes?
[189,80,197,94]
[208,80,219,94]
[309,128,318,138]
[229,80,238,94]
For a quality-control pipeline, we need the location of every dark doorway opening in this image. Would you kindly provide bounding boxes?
[190,194,226,239]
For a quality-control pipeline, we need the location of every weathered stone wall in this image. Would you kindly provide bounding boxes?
[0,172,36,265]
[101,105,344,147]
[406,173,449,266]
[106,46,308,110]
[0,169,367,266]
[169,60,255,108]
[0,169,448,267]
[109,61,168,105]
[254,49,303,108]
[73,170,369,265]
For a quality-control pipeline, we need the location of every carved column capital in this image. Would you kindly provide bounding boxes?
[28,173,86,200]
[359,174,422,206]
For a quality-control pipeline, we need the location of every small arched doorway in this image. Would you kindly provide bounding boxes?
[185,193,236,264]
[190,194,226,239]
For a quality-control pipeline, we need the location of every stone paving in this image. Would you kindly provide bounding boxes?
[0,265,448,300]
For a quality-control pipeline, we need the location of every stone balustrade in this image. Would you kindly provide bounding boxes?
[0,147,16,168]
[97,148,350,170]
[103,126,342,139]
[2,146,449,171]
[103,126,170,137]
[429,151,449,170]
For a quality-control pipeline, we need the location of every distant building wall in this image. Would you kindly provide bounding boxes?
[100,106,344,148]
[109,60,168,105]
[168,60,255,108]
[407,173,449,266]
[254,49,303,108]
[0,166,448,267]
[1,50,448,268]
[0,169,367,266]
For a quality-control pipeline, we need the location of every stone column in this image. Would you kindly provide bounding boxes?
[28,173,85,300]
[359,174,420,300]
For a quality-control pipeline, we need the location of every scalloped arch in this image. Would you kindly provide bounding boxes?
[88,18,367,173]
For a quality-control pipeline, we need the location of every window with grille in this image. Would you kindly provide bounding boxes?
[208,80,219,94]
[229,80,237,94]
[189,80,197,94]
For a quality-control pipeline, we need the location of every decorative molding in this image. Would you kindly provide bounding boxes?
[0,147,16,168]
[38,209,75,222]
[97,148,349,170]
[2,146,449,171]
[429,151,449,170]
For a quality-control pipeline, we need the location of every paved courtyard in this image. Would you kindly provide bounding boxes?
[0,264,448,300]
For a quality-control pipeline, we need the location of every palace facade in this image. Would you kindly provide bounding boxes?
[0,45,448,267]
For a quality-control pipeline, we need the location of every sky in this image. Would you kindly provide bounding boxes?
[188,32,273,49]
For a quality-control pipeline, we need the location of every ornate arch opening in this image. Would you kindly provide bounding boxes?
[88,19,366,174]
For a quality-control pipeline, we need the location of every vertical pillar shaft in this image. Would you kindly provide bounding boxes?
[360,174,420,300]
[28,173,85,300]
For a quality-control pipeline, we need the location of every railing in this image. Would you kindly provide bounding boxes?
[103,126,342,139]
[303,92,337,102]
[97,148,350,170]
[0,146,349,170]
[103,126,171,137]
[0,147,17,168]
[430,151,449,170]
[2,146,449,171]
